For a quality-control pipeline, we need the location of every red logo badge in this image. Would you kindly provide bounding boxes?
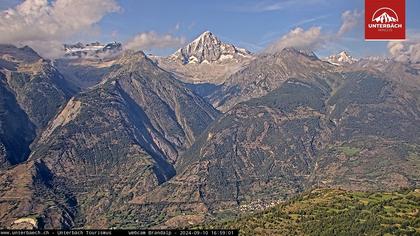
[365,0,406,40]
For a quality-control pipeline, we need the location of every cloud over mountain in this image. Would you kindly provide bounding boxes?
[265,27,325,52]
[266,8,361,53]
[388,40,420,63]
[0,0,120,58]
[124,31,186,51]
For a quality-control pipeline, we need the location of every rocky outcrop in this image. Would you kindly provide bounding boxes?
[155,31,253,84]
[0,45,74,168]
[28,51,219,228]
[132,58,420,228]
[0,72,35,168]
[169,31,251,64]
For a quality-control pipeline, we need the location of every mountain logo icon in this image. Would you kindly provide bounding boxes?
[371,7,399,23]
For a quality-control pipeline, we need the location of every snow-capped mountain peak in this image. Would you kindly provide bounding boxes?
[325,51,358,65]
[190,31,220,48]
[63,41,122,59]
[169,31,252,64]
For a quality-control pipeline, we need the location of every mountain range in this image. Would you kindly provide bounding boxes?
[153,31,253,85]
[64,42,122,59]
[324,51,358,65]
[0,31,419,231]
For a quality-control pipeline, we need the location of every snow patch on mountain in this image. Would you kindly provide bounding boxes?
[325,51,358,65]
[168,31,252,64]
[63,42,122,59]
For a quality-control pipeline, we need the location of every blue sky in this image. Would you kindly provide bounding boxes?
[1,0,419,58]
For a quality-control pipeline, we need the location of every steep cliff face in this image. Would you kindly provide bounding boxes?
[132,77,336,226]
[28,51,219,228]
[1,45,75,130]
[0,72,35,167]
[130,62,420,228]
[4,61,74,130]
[0,45,74,168]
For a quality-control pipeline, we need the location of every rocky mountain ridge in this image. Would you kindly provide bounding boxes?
[325,51,358,65]
[209,48,336,112]
[0,48,219,229]
[0,41,419,230]
[0,45,75,168]
[63,42,122,59]
[168,31,252,64]
[154,31,254,84]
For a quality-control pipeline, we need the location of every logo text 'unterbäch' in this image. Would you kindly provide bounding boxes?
[365,0,405,40]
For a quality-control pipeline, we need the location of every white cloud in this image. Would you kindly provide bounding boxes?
[338,9,362,36]
[265,8,362,53]
[0,0,120,58]
[124,32,186,51]
[388,40,420,63]
[27,40,68,59]
[265,27,326,52]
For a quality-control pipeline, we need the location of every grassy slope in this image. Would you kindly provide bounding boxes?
[205,188,420,236]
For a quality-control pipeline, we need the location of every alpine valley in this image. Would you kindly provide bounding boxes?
[0,31,419,234]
